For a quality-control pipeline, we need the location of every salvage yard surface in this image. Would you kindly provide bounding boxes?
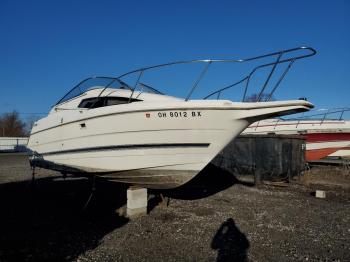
[0,154,349,261]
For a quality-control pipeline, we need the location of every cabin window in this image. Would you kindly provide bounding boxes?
[78,97,141,109]
[78,98,104,108]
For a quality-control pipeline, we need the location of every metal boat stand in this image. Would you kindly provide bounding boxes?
[25,165,38,193]
[31,165,36,183]
[159,193,171,207]
[83,176,97,210]
[147,193,171,208]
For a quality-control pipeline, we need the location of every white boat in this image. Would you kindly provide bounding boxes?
[28,47,316,188]
[243,108,350,161]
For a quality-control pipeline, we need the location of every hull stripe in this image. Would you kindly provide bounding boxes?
[306,146,350,161]
[306,133,350,143]
[40,143,210,156]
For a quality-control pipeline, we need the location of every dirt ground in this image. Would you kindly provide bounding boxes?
[0,153,349,261]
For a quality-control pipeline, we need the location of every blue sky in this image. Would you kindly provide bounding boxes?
[0,0,349,118]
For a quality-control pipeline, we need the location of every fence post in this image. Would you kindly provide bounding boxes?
[254,164,262,185]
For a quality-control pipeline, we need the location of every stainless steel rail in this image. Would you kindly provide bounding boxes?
[55,46,316,106]
[115,46,315,102]
[285,107,350,126]
[202,47,315,101]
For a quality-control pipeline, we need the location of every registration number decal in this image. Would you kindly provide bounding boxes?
[157,111,202,118]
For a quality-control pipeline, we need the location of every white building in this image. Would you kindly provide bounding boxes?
[0,137,29,152]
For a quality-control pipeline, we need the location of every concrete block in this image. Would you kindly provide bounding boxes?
[315,190,326,199]
[127,187,147,218]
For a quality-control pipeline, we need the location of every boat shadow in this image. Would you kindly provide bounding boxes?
[0,176,129,261]
[153,164,254,200]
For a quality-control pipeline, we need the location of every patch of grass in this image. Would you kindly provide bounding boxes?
[301,165,350,187]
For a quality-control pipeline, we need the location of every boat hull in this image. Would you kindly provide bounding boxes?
[28,100,312,188]
[30,157,199,189]
[244,120,350,161]
[29,106,248,188]
[305,133,350,161]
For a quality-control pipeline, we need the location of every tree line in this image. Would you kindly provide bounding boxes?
[0,111,39,137]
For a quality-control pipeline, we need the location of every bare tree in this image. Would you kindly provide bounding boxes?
[0,111,27,137]
[244,93,275,102]
[25,115,41,135]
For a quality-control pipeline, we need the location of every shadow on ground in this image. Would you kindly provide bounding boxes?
[212,218,250,262]
[0,177,129,261]
[153,164,254,200]
[0,163,253,261]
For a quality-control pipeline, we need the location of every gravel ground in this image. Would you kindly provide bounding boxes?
[0,153,349,261]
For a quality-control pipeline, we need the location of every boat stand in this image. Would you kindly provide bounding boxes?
[31,165,36,183]
[126,186,147,218]
[83,176,96,210]
[159,193,171,207]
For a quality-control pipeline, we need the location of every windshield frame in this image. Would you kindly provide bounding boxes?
[55,76,134,106]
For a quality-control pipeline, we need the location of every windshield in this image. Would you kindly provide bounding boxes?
[56,77,125,105]
[55,76,164,105]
